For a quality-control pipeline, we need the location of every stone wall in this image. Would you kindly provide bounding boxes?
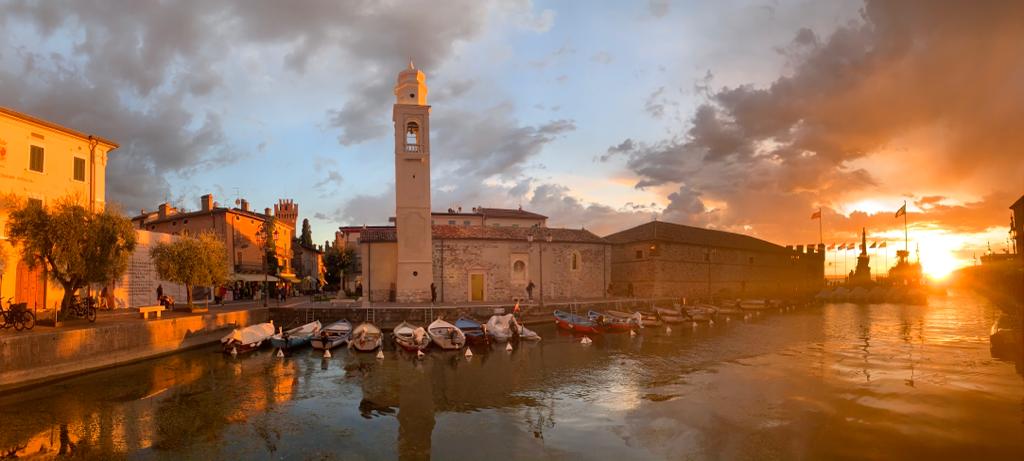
[112,230,188,309]
[433,239,611,303]
[0,308,269,391]
[611,240,823,298]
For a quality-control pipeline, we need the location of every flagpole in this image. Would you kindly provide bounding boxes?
[903,200,908,252]
[818,207,823,246]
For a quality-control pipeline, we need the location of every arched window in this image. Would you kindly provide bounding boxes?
[405,122,419,152]
[571,251,581,271]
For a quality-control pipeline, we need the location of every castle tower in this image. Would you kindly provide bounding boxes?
[274,199,299,238]
[393,61,433,302]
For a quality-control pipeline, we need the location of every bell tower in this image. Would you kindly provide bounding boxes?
[393,61,433,303]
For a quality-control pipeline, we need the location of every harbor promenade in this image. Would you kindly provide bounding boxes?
[0,296,677,391]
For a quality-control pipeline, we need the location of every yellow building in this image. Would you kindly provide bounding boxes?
[131,195,298,285]
[0,107,118,310]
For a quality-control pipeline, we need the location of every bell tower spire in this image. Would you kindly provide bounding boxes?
[392,62,433,303]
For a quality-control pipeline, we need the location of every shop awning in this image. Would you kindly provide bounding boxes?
[278,274,301,283]
[233,273,280,282]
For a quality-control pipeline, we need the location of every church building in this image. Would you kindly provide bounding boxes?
[355,64,610,304]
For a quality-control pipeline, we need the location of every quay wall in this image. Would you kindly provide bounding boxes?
[0,308,269,391]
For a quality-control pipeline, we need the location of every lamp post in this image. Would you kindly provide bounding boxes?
[255,225,279,308]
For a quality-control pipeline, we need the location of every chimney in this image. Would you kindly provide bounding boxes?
[157,203,176,219]
[264,207,272,216]
[240,199,250,212]
[201,194,214,212]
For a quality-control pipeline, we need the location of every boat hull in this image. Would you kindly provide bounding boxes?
[270,336,311,350]
[351,337,382,352]
[222,339,264,354]
[553,311,601,334]
[311,337,347,350]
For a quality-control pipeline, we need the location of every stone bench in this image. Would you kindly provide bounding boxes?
[138,305,166,320]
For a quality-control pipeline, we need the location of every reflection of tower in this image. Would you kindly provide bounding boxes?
[274,199,299,238]
[851,227,872,285]
[393,61,433,302]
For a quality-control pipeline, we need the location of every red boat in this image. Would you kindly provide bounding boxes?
[553,310,601,334]
[588,310,633,333]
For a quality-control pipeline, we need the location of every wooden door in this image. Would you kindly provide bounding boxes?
[470,274,484,302]
[15,260,44,309]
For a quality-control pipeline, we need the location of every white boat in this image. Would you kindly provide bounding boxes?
[312,319,352,350]
[428,318,466,350]
[270,320,321,350]
[349,322,383,352]
[739,299,772,310]
[221,321,275,353]
[516,323,542,341]
[393,321,431,352]
[485,314,517,342]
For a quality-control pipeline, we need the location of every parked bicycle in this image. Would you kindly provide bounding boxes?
[65,294,97,323]
[1,298,36,331]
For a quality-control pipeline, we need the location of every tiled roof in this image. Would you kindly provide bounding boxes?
[358,225,606,244]
[476,207,548,220]
[432,225,605,243]
[603,221,791,253]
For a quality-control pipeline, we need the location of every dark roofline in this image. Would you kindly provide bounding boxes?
[603,220,792,253]
[0,106,119,148]
[476,207,548,219]
[132,207,294,228]
[1012,194,1024,210]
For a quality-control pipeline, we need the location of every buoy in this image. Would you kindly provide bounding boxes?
[726,316,731,322]
[580,337,593,345]
[324,349,332,358]
[692,322,698,329]
[665,326,672,333]
[276,349,284,358]
[417,350,425,359]
[376,349,384,359]
[465,348,474,357]
[629,329,636,337]
[506,342,513,352]
[230,347,238,356]
[709,319,715,326]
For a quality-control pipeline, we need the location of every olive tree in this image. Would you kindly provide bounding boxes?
[7,199,137,312]
[150,232,229,307]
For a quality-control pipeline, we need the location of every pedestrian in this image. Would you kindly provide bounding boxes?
[430,282,437,304]
[156,284,163,303]
[526,280,535,300]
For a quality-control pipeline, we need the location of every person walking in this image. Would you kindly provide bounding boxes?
[526,280,535,301]
[156,284,163,303]
[430,282,437,304]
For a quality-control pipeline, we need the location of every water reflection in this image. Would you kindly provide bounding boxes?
[0,292,1021,459]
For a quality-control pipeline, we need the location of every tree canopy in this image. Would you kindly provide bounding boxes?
[299,218,313,247]
[150,231,229,306]
[7,199,137,311]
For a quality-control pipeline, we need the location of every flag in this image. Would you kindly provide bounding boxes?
[838,243,846,250]
[895,203,906,218]
[879,241,887,248]
[810,210,821,219]
[870,242,877,249]
[828,243,835,250]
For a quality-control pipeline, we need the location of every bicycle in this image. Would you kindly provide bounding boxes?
[1,297,36,331]
[64,294,97,323]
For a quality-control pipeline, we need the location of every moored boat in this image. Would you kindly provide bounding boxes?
[654,307,686,324]
[739,299,772,310]
[349,322,384,352]
[606,310,644,328]
[553,310,601,334]
[428,318,466,350]
[588,310,632,333]
[516,323,542,341]
[485,314,518,342]
[455,317,489,345]
[312,319,352,350]
[270,320,321,350]
[393,321,431,352]
[221,321,275,353]
[636,311,663,328]
[684,305,715,323]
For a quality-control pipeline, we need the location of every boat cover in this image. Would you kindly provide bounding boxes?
[221,321,275,345]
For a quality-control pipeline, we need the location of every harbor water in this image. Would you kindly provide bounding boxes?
[1,292,1021,460]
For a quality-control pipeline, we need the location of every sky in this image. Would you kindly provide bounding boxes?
[1,0,1021,280]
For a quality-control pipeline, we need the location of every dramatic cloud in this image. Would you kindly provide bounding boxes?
[605,0,1024,244]
[433,104,575,179]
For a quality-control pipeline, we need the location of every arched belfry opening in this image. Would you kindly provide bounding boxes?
[405,121,419,152]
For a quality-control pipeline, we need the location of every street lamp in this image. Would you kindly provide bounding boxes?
[255,225,279,307]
